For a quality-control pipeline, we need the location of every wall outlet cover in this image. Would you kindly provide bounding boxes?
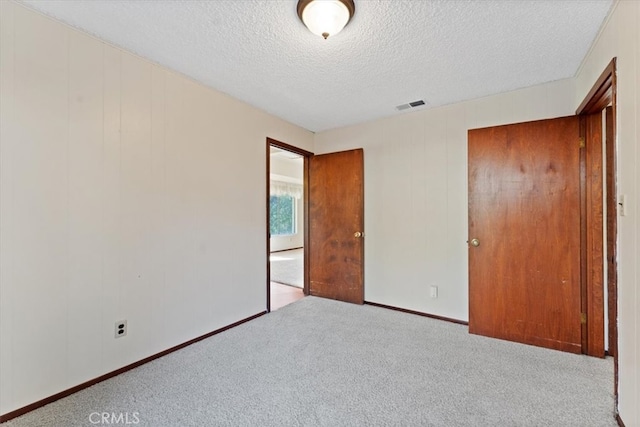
[115,320,127,338]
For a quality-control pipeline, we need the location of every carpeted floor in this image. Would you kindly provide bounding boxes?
[270,248,303,288]
[2,297,615,427]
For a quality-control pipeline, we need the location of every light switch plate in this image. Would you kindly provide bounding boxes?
[620,194,628,217]
[430,286,438,299]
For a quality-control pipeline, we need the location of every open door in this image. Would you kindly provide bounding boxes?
[309,149,364,304]
[468,116,583,353]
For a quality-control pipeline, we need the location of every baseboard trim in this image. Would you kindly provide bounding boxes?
[364,301,468,325]
[270,247,303,253]
[616,413,626,427]
[0,311,267,423]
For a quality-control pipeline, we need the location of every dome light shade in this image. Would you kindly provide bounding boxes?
[297,0,355,39]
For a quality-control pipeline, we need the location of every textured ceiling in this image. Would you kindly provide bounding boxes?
[19,0,614,132]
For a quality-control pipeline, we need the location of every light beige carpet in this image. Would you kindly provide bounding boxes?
[2,296,616,427]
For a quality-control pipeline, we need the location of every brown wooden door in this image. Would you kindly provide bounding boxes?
[468,116,582,353]
[309,149,364,304]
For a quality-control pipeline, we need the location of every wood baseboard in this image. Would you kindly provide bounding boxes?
[269,247,303,253]
[364,301,468,325]
[0,311,267,423]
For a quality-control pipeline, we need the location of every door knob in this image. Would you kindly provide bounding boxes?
[354,232,363,238]
[470,238,480,247]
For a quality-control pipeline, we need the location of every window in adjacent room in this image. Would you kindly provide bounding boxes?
[270,194,296,236]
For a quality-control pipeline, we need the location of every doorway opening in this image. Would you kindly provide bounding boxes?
[266,138,313,312]
[575,58,618,405]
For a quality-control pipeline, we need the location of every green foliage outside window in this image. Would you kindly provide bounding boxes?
[270,195,296,235]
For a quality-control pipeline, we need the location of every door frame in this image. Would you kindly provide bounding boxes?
[266,138,313,312]
[576,58,618,400]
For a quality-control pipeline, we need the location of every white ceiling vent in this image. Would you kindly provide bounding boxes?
[396,100,427,111]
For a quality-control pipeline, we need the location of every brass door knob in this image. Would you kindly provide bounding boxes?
[354,232,363,238]
[470,238,480,247]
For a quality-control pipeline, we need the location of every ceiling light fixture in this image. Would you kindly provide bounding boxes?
[297,0,355,40]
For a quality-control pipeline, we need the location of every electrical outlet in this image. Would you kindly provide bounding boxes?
[430,286,438,299]
[115,320,127,338]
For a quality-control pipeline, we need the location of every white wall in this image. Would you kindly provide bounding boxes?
[0,1,313,415]
[270,156,304,252]
[2,0,635,422]
[315,79,576,321]
[575,1,640,424]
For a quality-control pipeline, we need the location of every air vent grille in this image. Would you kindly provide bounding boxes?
[396,99,427,111]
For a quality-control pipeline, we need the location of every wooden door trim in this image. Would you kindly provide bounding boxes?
[581,112,605,357]
[605,106,617,359]
[576,58,616,115]
[576,58,618,403]
[266,138,314,312]
[267,138,313,158]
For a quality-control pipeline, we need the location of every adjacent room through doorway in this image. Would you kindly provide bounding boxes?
[269,145,305,310]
